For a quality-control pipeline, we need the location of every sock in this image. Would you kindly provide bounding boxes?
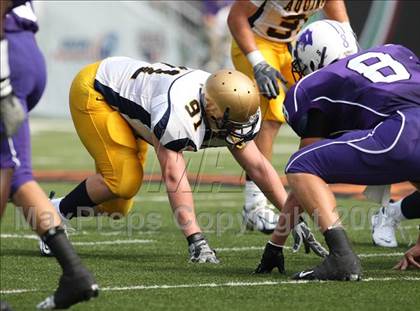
[386,199,405,222]
[41,226,82,275]
[245,180,266,210]
[324,227,354,256]
[59,180,96,218]
[187,232,205,245]
[400,191,420,220]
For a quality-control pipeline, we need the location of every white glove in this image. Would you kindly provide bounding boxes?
[188,239,220,264]
[292,217,329,257]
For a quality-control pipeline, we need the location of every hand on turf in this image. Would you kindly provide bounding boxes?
[189,239,220,264]
[394,241,420,270]
[254,242,285,274]
[253,61,286,100]
[292,217,329,258]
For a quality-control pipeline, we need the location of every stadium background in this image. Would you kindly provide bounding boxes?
[2,2,420,310]
[31,0,420,118]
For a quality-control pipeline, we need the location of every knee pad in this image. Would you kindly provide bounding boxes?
[103,157,143,200]
[97,197,134,217]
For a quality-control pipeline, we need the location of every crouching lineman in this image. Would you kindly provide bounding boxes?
[38,56,328,263]
[1,1,98,309]
[255,20,420,280]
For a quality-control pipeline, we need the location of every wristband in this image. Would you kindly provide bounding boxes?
[246,50,265,67]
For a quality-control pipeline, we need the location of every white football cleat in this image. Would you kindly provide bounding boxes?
[243,201,279,234]
[371,207,398,248]
[39,193,67,257]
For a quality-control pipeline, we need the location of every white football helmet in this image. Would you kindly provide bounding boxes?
[292,19,359,79]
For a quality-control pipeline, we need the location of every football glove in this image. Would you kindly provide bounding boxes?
[292,217,329,258]
[1,39,25,137]
[254,241,285,274]
[253,61,286,100]
[188,239,220,264]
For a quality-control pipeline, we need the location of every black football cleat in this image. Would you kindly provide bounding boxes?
[292,252,362,281]
[37,267,99,309]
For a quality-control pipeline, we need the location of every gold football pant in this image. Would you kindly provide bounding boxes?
[69,62,148,216]
[231,35,295,123]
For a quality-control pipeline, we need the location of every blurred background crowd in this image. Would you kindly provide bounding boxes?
[30,0,419,118]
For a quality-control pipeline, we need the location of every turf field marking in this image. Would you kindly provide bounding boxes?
[101,277,420,291]
[358,252,404,258]
[2,277,420,295]
[216,246,264,252]
[216,246,405,258]
[0,234,38,240]
[1,289,36,294]
[71,239,154,246]
[0,236,406,257]
[0,234,154,246]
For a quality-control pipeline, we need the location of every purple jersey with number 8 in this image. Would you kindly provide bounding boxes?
[284,44,420,185]
[284,44,420,136]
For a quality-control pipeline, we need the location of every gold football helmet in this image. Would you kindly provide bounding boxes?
[202,69,260,146]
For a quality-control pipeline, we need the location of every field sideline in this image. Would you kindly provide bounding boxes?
[0,120,419,310]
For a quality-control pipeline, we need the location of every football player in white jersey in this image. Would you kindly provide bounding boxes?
[38,58,327,263]
[228,0,358,234]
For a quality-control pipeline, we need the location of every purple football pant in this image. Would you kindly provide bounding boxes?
[286,108,420,185]
[0,30,46,194]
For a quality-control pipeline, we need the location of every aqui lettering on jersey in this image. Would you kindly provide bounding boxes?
[250,0,326,42]
[284,0,325,12]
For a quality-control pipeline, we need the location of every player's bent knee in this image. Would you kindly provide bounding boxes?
[104,159,143,200]
[97,197,134,217]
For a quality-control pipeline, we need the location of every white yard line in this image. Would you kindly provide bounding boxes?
[358,252,403,258]
[216,246,265,252]
[0,235,407,257]
[0,234,39,240]
[72,239,154,246]
[215,246,405,258]
[0,234,154,246]
[2,277,419,295]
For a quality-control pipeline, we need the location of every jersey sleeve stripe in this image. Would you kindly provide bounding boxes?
[94,80,151,127]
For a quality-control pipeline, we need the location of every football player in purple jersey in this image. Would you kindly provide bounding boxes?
[255,19,420,280]
[0,1,98,308]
